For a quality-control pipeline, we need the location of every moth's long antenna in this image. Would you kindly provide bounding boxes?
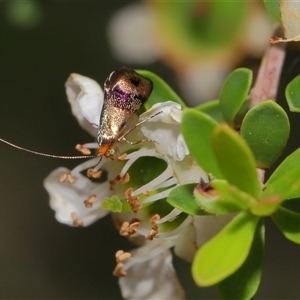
[0,138,96,159]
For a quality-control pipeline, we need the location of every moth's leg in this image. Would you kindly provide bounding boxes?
[121,137,158,146]
[117,111,162,142]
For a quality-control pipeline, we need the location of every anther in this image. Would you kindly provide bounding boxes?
[146,214,160,240]
[87,169,102,179]
[124,188,142,212]
[109,173,130,191]
[75,144,91,155]
[119,219,141,236]
[117,153,127,161]
[113,250,131,277]
[71,212,84,227]
[59,173,76,184]
[84,194,97,208]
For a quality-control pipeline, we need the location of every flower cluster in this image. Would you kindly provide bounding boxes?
[44,73,232,299]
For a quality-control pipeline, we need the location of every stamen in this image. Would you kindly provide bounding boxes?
[113,263,126,277]
[157,208,182,224]
[87,169,103,179]
[84,194,97,208]
[113,250,131,277]
[59,173,76,184]
[156,215,193,239]
[71,212,84,227]
[123,239,175,271]
[132,163,173,196]
[120,148,158,176]
[155,177,178,189]
[75,144,91,155]
[140,187,176,205]
[124,188,142,212]
[119,219,141,237]
[115,250,132,263]
[117,153,127,161]
[71,157,100,175]
[109,173,130,191]
[146,214,160,240]
[81,142,98,149]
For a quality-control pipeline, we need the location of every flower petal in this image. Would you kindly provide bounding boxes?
[44,167,110,226]
[193,214,235,247]
[173,224,197,262]
[140,101,189,161]
[119,249,185,300]
[65,73,103,137]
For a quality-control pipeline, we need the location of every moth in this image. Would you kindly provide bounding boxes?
[0,67,159,161]
[97,67,154,159]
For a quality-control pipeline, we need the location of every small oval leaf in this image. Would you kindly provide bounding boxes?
[217,220,265,300]
[137,70,186,109]
[219,68,252,125]
[195,100,225,123]
[266,148,300,186]
[212,124,260,198]
[182,109,223,179]
[286,75,300,112]
[192,212,260,286]
[262,165,300,201]
[240,100,290,168]
[271,206,300,244]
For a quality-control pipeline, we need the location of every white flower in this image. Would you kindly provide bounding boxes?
[44,72,229,299]
[44,167,110,226]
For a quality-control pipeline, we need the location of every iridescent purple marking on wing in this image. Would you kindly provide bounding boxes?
[97,67,153,151]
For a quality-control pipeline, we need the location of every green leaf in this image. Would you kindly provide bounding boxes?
[271,206,300,244]
[286,75,300,112]
[156,2,246,52]
[167,184,208,215]
[217,220,264,300]
[195,100,225,123]
[212,124,260,198]
[192,212,260,286]
[266,148,300,186]
[194,179,256,214]
[250,196,281,216]
[101,195,122,213]
[219,68,252,125]
[181,109,223,179]
[262,165,300,201]
[136,70,186,109]
[240,100,290,168]
[263,0,281,22]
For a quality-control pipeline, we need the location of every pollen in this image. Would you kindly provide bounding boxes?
[146,214,160,240]
[71,212,84,227]
[115,250,131,263]
[124,188,142,212]
[75,144,91,155]
[84,194,97,208]
[109,173,130,191]
[59,173,76,184]
[113,250,131,277]
[117,153,127,161]
[87,168,102,178]
[119,219,141,236]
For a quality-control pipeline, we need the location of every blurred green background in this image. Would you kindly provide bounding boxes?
[0,1,299,299]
